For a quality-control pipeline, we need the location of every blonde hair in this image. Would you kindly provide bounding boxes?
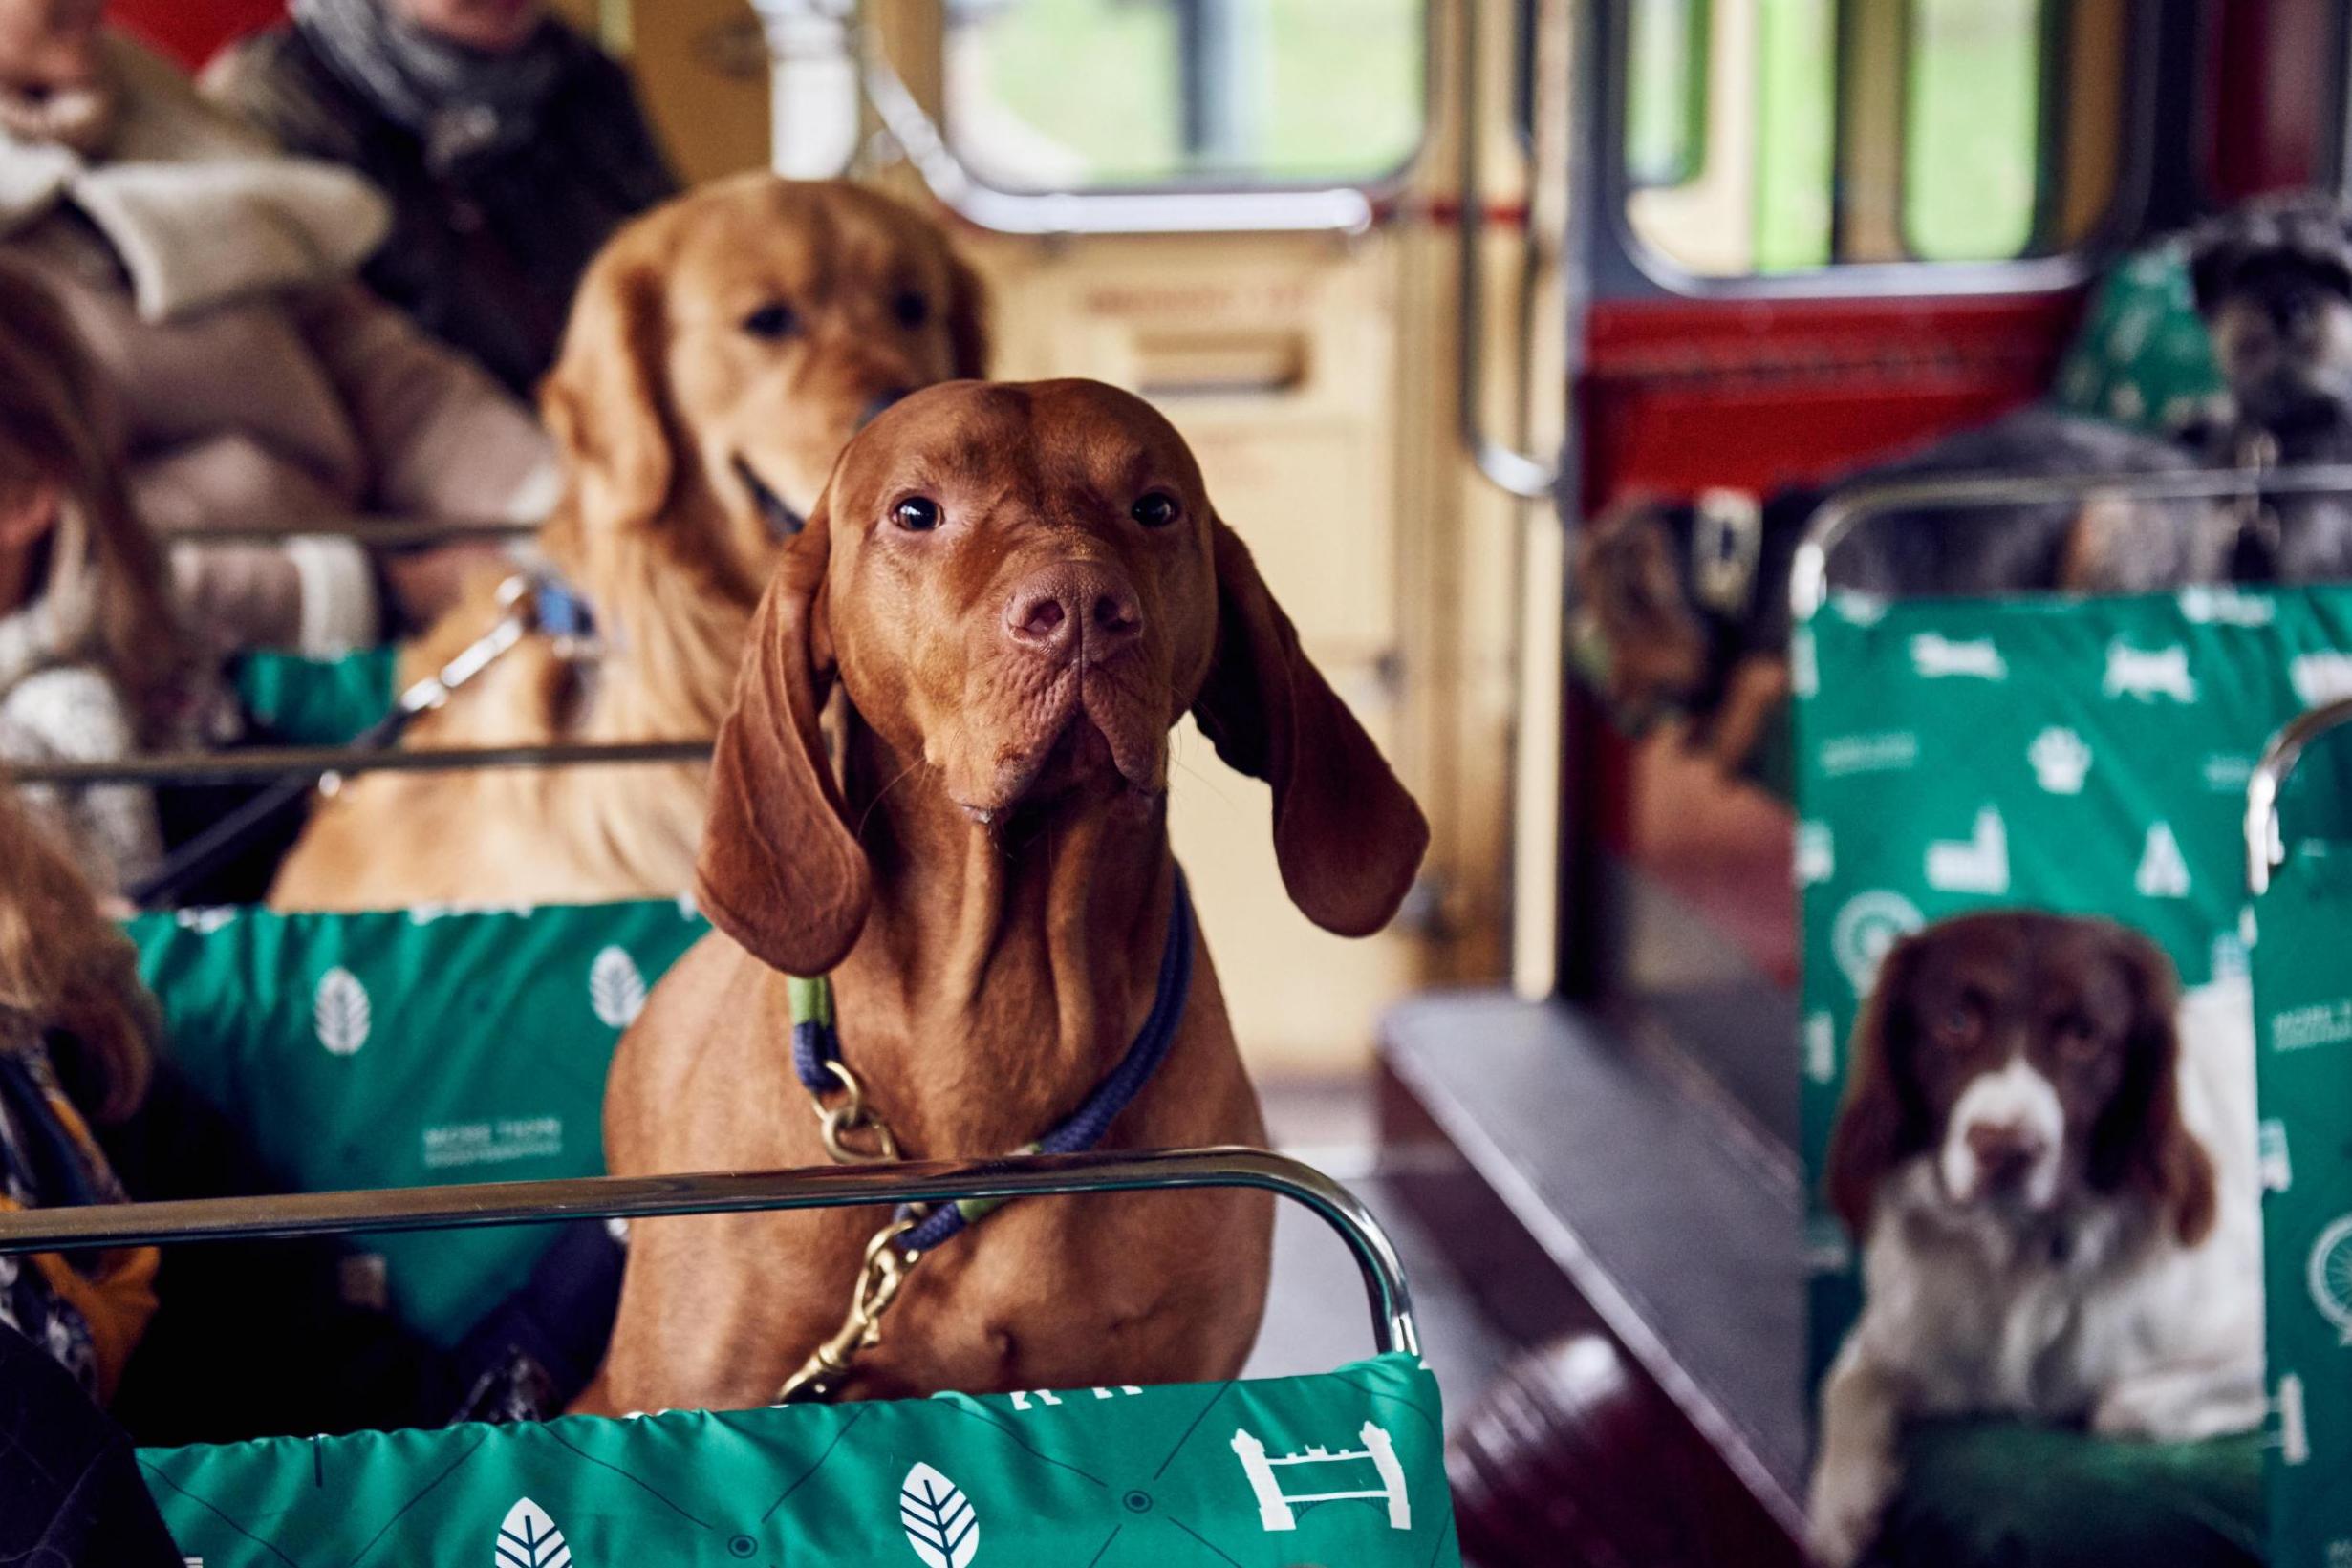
[0,790,157,1122]
[0,259,180,732]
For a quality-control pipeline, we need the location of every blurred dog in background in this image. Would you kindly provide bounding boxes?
[1806,912,2264,1567]
[270,177,987,910]
[1572,409,2227,780]
[2190,193,2352,581]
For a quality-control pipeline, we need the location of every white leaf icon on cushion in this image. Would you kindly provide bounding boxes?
[314,967,371,1056]
[589,946,648,1029]
[900,1462,979,1567]
[496,1496,572,1568]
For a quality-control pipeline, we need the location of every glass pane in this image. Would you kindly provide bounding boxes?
[945,0,1426,189]
[1626,0,1708,188]
[1903,0,2044,261]
[1751,0,1835,271]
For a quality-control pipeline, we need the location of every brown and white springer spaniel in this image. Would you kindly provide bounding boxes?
[1807,912,2265,1567]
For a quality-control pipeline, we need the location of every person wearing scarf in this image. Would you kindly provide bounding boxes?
[0,3,557,660]
[210,0,678,397]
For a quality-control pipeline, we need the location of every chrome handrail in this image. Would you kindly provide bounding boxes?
[0,1148,1419,1358]
[1454,0,1557,499]
[2246,698,2352,896]
[7,740,712,787]
[1790,462,2352,619]
[166,518,544,548]
[858,23,1373,236]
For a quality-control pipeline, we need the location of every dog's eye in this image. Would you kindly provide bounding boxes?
[894,291,930,329]
[892,496,942,532]
[742,302,801,340]
[1131,491,1181,528]
[1932,1005,1979,1048]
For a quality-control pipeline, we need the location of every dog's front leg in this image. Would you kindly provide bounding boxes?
[1807,1340,1906,1568]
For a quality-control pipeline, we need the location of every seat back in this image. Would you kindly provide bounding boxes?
[124,898,708,1344]
[1799,570,2352,1566]
[231,648,398,746]
[140,1351,1456,1566]
[2247,712,2352,1568]
[1798,580,2352,1371]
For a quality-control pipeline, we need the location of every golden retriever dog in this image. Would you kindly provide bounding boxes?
[270,176,987,910]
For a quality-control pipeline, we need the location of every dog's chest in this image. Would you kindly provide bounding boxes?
[846,1185,1264,1397]
[1869,1238,2113,1418]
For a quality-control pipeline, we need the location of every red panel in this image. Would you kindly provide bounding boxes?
[114,0,286,73]
[1579,292,2079,508]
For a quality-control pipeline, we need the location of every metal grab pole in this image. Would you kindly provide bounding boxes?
[2247,698,2352,896]
[0,1148,1420,1359]
[6,740,714,789]
[1789,462,2352,619]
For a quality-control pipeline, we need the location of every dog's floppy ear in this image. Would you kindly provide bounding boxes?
[2092,928,2217,1246]
[2188,232,2250,316]
[1191,516,1428,936]
[542,244,675,530]
[1826,935,1926,1241]
[943,248,991,381]
[695,505,872,975]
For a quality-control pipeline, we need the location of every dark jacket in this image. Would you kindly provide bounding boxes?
[207,22,677,397]
[0,1322,183,1565]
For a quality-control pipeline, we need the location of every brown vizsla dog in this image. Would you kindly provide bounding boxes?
[270,176,986,910]
[587,380,1428,1412]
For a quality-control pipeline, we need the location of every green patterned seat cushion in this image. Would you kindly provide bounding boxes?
[2050,241,2230,440]
[141,1352,1458,1567]
[230,648,399,745]
[1881,1422,2263,1568]
[123,900,708,1345]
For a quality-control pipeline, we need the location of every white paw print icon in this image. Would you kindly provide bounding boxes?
[2029,728,2092,795]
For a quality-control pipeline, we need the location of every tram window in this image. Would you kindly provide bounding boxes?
[943,0,1425,189]
[1623,0,2106,278]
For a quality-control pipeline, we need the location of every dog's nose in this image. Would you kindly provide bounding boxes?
[1003,569,1144,661]
[858,388,914,428]
[1965,1123,2045,1187]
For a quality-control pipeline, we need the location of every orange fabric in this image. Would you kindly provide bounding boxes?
[0,1196,159,1406]
[0,1060,159,1405]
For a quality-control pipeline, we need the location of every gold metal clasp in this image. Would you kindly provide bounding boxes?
[775,1216,920,1404]
[813,1058,902,1164]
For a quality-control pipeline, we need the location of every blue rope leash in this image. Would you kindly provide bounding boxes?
[531,576,597,639]
[789,867,1195,1254]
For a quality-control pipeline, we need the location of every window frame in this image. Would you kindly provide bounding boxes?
[1601,0,2158,300]
[915,0,1439,230]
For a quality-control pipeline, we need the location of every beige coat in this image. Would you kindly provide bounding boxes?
[0,37,556,655]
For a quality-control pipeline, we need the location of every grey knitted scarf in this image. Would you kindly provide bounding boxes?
[291,0,583,173]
